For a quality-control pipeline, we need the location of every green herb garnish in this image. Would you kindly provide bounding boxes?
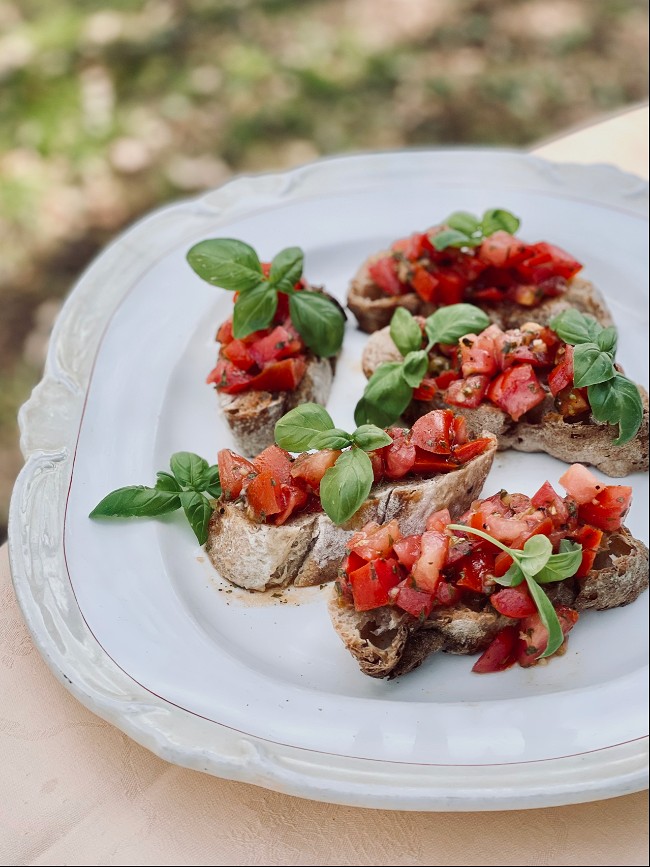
[355,304,490,426]
[432,208,521,251]
[448,523,583,657]
[187,239,345,357]
[90,452,220,544]
[550,309,643,445]
[275,403,391,525]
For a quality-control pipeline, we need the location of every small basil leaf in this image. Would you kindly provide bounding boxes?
[288,290,345,358]
[310,429,352,450]
[493,562,525,587]
[480,208,521,236]
[516,534,553,579]
[320,448,374,525]
[588,375,644,445]
[445,210,481,235]
[401,350,428,388]
[274,403,335,451]
[90,486,180,518]
[550,309,602,346]
[232,283,277,339]
[431,229,474,251]
[356,362,414,427]
[179,491,213,546]
[389,307,422,358]
[535,541,583,584]
[269,246,304,292]
[170,452,210,490]
[204,464,222,499]
[425,303,491,347]
[524,576,565,658]
[596,326,618,355]
[352,424,393,451]
[156,471,181,492]
[572,343,616,388]
[186,238,264,292]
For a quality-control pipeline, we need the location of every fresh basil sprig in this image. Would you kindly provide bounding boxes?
[90,452,220,545]
[355,303,490,426]
[274,403,391,525]
[448,523,582,658]
[187,239,345,358]
[432,208,521,252]
[550,309,643,445]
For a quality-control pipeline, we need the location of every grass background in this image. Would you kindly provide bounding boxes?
[0,0,648,539]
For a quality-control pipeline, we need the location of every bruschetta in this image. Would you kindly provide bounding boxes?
[347,211,613,333]
[206,409,498,591]
[329,465,649,679]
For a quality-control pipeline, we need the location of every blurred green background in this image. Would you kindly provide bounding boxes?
[0,0,648,540]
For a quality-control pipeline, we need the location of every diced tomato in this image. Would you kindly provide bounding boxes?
[349,557,402,611]
[444,374,490,409]
[435,581,462,606]
[217,449,256,500]
[436,269,466,305]
[272,483,309,526]
[484,514,529,545]
[578,486,633,532]
[411,448,456,473]
[469,286,507,303]
[508,283,544,306]
[216,319,234,344]
[348,519,401,562]
[548,345,574,396]
[248,326,303,365]
[290,449,341,491]
[572,524,604,578]
[452,437,491,464]
[253,445,293,485]
[393,535,422,569]
[460,332,499,378]
[435,369,462,390]
[207,359,253,393]
[516,606,579,667]
[555,385,590,419]
[509,515,554,551]
[426,509,452,532]
[478,232,528,267]
[369,257,404,296]
[367,449,385,482]
[411,530,449,593]
[413,378,438,402]
[559,464,606,505]
[411,265,439,302]
[531,481,569,527]
[491,584,537,618]
[391,232,432,260]
[410,409,455,454]
[383,430,416,479]
[526,242,582,281]
[486,364,545,421]
[246,357,306,392]
[456,549,496,593]
[472,626,518,673]
[342,550,366,576]
[452,415,468,445]
[246,469,283,519]
[493,550,514,577]
[391,578,436,619]
[222,338,256,371]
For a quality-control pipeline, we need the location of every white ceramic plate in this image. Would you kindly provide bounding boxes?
[9,150,649,810]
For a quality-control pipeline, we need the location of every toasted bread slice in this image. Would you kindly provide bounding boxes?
[362,327,649,477]
[328,525,648,679]
[348,249,613,333]
[206,434,497,591]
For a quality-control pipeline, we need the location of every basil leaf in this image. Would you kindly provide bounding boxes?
[204,465,222,499]
[401,350,428,387]
[535,540,583,584]
[572,343,616,388]
[493,561,525,587]
[480,208,521,236]
[588,375,644,445]
[446,211,481,235]
[352,424,393,451]
[425,303,490,346]
[310,428,352,450]
[269,246,304,292]
[288,290,345,357]
[390,307,422,358]
[550,309,602,346]
[275,403,335,451]
[186,238,264,292]
[156,471,181,492]
[179,491,213,545]
[516,535,553,579]
[233,282,277,339]
[355,362,414,427]
[596,326,617,355]
[90,486,180,518]
[320,448,374,525]
[432,229,474,251]
[170,452,210,490]
[524,576,565,658]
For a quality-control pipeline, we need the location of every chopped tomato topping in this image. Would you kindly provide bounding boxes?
[393,535,422,569]
[368,256,403,296]
[391,578,436,619]
[571,524,604,577]
[559,464,606,505]
[254,445,293,484]
[478,231,528,268]
[290,449,341,491]
[222,338,256,371]
[531,481,570,527]
[577,486,632,533]
[410,409,455,454]
[486,363,545,421]
[272,484,309,526]
[246,470,283,519]
[472,626,518,673]
[218,449,256,500]
[246,357,307,392]
[491,584,537,618]
[348,519,401,562]
[516,606,579,667]
[426,509,452,532]
[349,558,402,611]
[411,530,449,593]
[444,374,490,409]
[548,345,574,396]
